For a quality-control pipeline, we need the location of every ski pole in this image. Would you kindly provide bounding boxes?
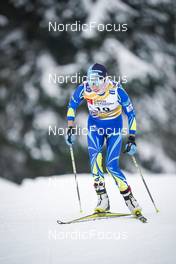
[131,155,159,213]
[69,145,83,213]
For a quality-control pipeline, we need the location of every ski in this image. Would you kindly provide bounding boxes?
[135,212,148,223]
[57,212,132,224]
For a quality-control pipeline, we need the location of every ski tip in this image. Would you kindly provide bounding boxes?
[80,209,83,213]
[138,216,148,223]
[57,220,65,224]
[135,212,148,223]
[156,208,160,213]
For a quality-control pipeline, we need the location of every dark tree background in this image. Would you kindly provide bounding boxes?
[0,0,176,183]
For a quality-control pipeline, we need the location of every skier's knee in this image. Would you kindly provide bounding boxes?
[91,152,103,175]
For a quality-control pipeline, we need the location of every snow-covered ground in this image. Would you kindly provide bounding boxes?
[0,173,176,264]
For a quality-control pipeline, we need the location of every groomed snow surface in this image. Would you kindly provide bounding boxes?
[0,173,175,264]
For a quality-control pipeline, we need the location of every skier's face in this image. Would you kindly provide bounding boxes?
[88,75,106,94]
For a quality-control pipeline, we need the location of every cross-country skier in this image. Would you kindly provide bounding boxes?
[66,63,142,217]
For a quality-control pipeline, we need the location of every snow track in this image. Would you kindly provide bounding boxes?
[0,174,175,264]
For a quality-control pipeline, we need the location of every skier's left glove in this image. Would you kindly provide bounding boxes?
[66,126,76,145]
[124,135,137,155]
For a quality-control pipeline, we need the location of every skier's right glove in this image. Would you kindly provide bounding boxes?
[124,135,137,155]
[66,126,76,145]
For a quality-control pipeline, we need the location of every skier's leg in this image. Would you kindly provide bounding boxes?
[87,121,110,212]
[105,132,141,214]
[105,132,128,190]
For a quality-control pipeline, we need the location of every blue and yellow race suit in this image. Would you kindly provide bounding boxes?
[67,79,136,192]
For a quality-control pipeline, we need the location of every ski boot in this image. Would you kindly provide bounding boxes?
[94,180,110,213]
[120,186,142,216]
[120,186,147,222]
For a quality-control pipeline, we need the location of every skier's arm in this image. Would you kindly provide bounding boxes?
[66,84,85,145]
[117,85,136,136]
[67,84,85,126]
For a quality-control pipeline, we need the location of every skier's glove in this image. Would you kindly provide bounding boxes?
[66,126,76,145]
[124,135,137,155]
